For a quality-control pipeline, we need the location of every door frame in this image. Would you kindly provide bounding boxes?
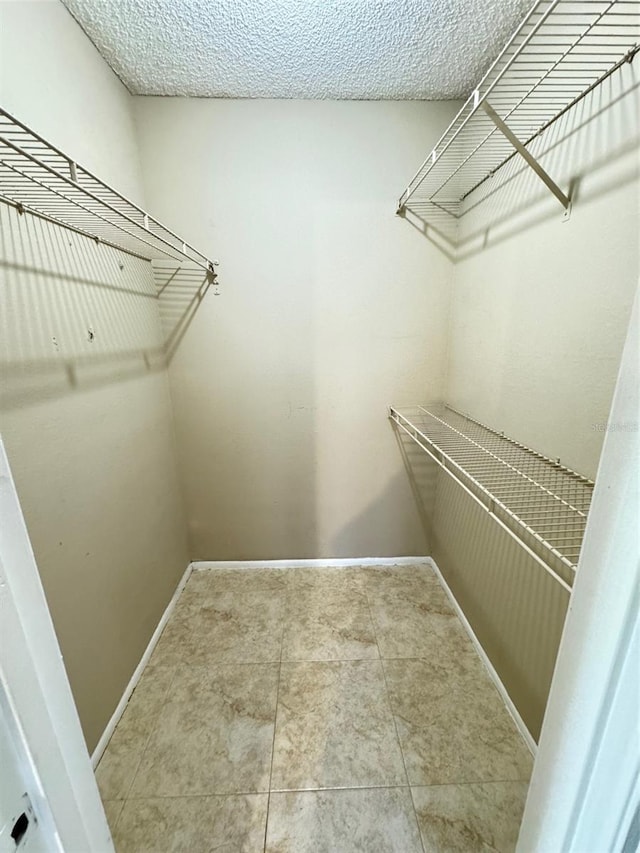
[0,438,113,852]
[518,286,640,851]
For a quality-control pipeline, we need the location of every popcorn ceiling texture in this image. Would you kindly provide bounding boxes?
[62,0,534,99]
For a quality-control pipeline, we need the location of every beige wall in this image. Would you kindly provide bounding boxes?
[0,0,142,202]
[429,61,640,739]
[134,98,458,559]
[430,475,569,740]
[0,1,189,751]
[446,64,639,481]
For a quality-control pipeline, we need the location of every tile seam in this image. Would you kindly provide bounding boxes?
[362,577,426,853]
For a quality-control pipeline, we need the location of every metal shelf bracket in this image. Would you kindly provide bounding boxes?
[481,100,571,211]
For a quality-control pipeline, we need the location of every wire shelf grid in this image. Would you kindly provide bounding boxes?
[389,403,595,591]
[0,107,216,272]
[398,0,640,231]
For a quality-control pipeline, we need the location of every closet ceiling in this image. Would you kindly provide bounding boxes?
[62,0,533,99]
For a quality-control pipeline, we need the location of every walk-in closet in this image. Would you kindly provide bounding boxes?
[0,1,638,851]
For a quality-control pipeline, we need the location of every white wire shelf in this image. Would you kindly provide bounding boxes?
[397,0,640,236]
[390,404,595,592]
[0,107,218,278]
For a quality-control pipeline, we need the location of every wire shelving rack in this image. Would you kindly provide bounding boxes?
[390,404,595,592]
[0,107,218,280]
[397,0,640,238]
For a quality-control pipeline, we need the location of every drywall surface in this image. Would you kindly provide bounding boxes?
[430,62,640,738]
[446,63,639,481]
[134,98,458,559]
[0,1,141,200]
[0,1,189,751]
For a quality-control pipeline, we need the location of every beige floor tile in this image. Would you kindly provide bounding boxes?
[285,566,365,593]
[95,664,175,800]
[102,799,124,833]
[147,616,194,667]
[188,567,289,596]
[367,580,463,658]
[170,584,205,623]
[186,590,284,664]
[412,781,529,852]
[384,658,533,785]
[114,794,268,853]
[266,788,423,853]
[281,584,378,661]
[271,660,406,790]
[96,734,140,804]
[98,565,530,852]
[383,609,478,664]
[362,564,450,604]
[129,663,278,797]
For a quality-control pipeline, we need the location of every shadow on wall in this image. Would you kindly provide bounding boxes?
[431,471,569,742]
[402,66,640,259]
[329,468,430,559]
[393,424,569,741]
[391,424,439,548]
[326,423,436,558]
[153,259,214,361]
[0,205,212,410]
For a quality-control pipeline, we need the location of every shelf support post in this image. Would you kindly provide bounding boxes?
[481,100,571,211]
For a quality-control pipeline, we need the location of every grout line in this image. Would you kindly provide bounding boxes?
[408,785,427,851]
[103,799,125,836]
[118,662,181,804]
[361,581,427,853]
[116,792,271,802]
[268,783,415,795]
[120,776,532,801]
[110,577,203,806]
[263,598,286,852]
[279,655,380,663]
[176,658,283,666]
[121,785,415,802]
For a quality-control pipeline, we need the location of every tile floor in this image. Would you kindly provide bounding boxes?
[96,565,533,852]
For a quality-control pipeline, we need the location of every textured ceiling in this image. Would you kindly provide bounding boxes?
[62,0,534,99]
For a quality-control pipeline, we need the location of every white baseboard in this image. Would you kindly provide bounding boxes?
[192,556,431,571]
[91,562,193,768]
[427,557,537,756]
